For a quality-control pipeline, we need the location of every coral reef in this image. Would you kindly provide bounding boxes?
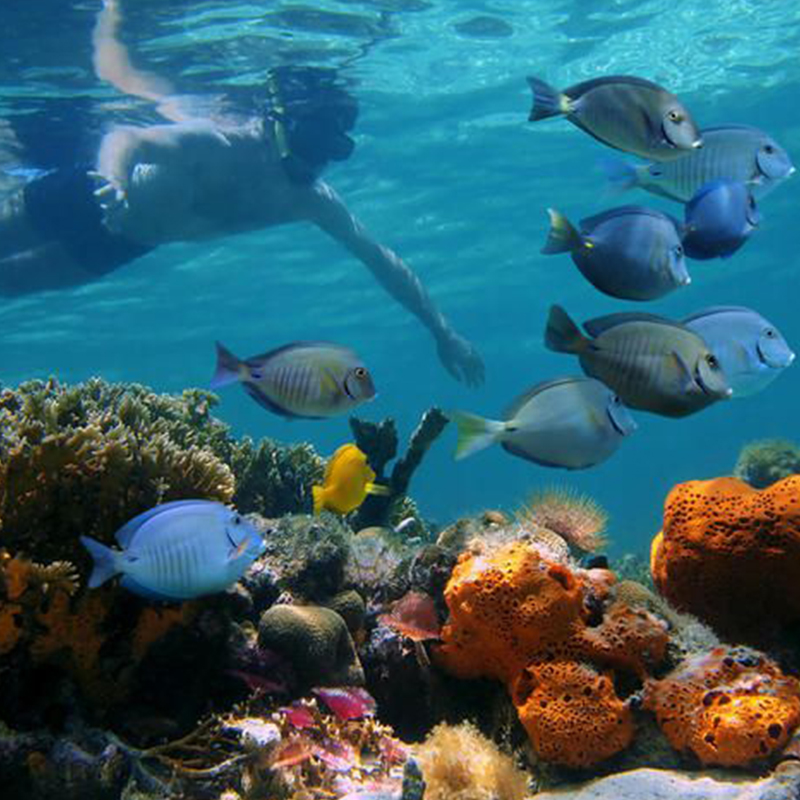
[345,526,409,596]
[651,475,800,642]
[258,604,365,688]
[349,408,448,531]
[435,540,668,767]
[414,722,529,800]
[645,647,800,768]
[517,486,609,553]
[733,438,800,489]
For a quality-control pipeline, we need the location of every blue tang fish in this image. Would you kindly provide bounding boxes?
[80,500,265,601]
[448,376,637,469]
[682,306,795,397]
[682,181,760,260]
[542,206,690,301]
[604,124,794,202]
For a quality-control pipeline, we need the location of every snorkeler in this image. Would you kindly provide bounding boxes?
[0,0,484,386]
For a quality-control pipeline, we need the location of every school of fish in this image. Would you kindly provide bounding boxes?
[82,72,796,603]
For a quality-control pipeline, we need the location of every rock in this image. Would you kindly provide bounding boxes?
[533,765,800,800]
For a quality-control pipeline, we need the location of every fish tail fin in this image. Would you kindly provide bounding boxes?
[365,483,392,497]
[80,536,119,588]
[600,158,641,194]
[541,208,582,254]
[447,410,505,460]
[527,77,569,121]
[312,485,326,515]
[545,305,589,354]
[210,341,243,389]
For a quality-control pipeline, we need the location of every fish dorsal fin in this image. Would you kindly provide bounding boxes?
[115,500,211,548]
[245,341,356,367]
[579,205,671,231]
[583,312,683,338]
[681,306,753,325]
[568,75,665,98]
[503,376,587,420]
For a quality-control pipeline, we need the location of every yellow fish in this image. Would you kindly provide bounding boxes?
[312,444,390,515]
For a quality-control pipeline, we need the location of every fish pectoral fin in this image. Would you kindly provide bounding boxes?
[227,536,250,562]
[365,482,392,497]
[671,350,698,393]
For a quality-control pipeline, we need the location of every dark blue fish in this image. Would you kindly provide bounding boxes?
[542,205,690,301]
[682,180,760,260]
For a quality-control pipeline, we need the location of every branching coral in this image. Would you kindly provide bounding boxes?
[349,408,448,531]
[651,475,800,642]
[517,486,609,553]
[414,722,529,800]
[645,647,800,767]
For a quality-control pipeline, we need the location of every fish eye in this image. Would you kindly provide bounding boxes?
[667,110,683,123]
[232,514,242,525]
[354,367,368,378]
[674,245,683,256]
[612,395,622,405]
[764,144,775,154]
[765,328,776,338]
[251,370,263,380]
[706,354,719,369]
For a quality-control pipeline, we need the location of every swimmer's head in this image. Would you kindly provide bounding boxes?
[265,66,358,184]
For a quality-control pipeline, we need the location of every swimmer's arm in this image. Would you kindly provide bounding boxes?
[302,181,485,385]
[303,181,451,341]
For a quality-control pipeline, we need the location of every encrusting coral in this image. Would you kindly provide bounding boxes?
[414,721,529,800]
[733,438,800,489]
[645,646,800,768]
[651,475,800,642]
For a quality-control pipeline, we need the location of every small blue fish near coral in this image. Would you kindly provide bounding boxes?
[682,180,760,260]
[211,340,376,419]
[80,500,265,601]
[682,306,795,397]
[542,205,689,301]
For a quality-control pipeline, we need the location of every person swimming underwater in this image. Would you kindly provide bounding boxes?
[0,0,484,386]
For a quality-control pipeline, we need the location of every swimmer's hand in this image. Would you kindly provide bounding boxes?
[436,329,485,387]
[88,170,128,233]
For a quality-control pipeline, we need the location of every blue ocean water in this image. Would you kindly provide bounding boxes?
[1,0,799,557]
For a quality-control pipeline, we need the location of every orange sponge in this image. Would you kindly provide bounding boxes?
[651,475,800,641]
[645,646,800,767]
[512,660,634,768]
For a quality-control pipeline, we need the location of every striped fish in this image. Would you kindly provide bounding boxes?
[545,305,732,418]
[604,125,794,203]
[211,341,375,419]
[80,500,265,601]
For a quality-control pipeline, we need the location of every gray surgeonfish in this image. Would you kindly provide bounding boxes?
[604,125,795,202]
[448,376,637,469]
[682,307,795,397]
[527,75,702,161]
[544,306,732,418]
[80,500,265,601]
[542,205,690,301]
[211,341,375,419]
